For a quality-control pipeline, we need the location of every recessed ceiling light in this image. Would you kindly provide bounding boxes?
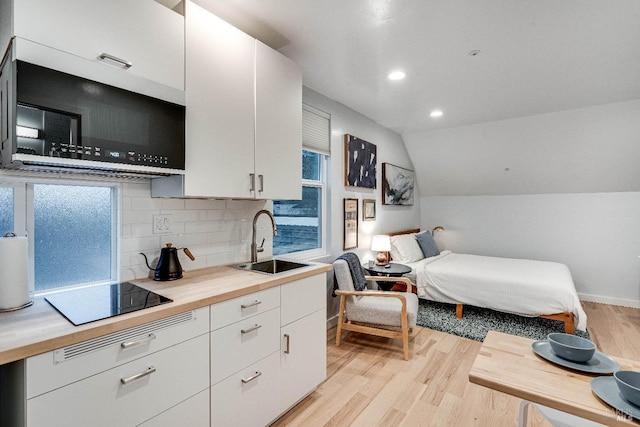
[430,110,443,118]
[388,71,406,80]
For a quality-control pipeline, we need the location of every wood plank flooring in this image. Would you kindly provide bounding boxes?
[272,301,640,426]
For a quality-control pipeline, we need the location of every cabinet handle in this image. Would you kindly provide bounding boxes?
[241,370,262,384]
[241,300,261,309]
[258,174,264,193]
[249,173,256,192]
[99,52,133,69]
[120,333,156,349]
[120,366,156,385]
[284,334,291,354]
[241,324,261,334]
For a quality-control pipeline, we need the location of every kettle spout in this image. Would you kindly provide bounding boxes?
[140,252,154,271]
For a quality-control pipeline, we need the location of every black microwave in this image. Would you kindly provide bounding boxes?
[1,60,185,175]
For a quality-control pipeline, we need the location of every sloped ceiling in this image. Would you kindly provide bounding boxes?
[162,0,640,195]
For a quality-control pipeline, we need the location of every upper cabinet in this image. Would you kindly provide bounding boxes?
[1,0,184,104]
[152,1,302,200]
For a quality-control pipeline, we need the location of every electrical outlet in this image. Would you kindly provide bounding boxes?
[153,214,173,234]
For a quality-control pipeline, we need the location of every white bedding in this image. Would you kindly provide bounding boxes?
[406,250,587,331]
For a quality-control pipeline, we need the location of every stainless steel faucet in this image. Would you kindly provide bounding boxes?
[251,209,278,262]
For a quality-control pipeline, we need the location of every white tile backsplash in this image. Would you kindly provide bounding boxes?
[120,181,270,281]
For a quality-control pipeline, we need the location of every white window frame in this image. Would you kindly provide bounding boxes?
[275,150,328,261]
[0,176,119,295]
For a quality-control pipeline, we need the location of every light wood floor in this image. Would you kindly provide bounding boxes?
[272,301,640,426]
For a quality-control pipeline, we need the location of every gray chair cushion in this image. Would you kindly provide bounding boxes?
[334,259,418,328]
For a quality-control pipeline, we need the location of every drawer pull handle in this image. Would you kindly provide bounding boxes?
[99,52,133,69]
[120,366,156,385]
[241,370,262,384]
[121,333,156,349]
[241,324,261,334]
[284,333,291,354]
[241,300,261,309]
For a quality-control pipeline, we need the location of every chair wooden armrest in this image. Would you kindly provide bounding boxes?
[364,275,413,292]
[334,289,409,308]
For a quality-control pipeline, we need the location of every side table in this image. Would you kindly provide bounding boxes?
[363,262,412,291]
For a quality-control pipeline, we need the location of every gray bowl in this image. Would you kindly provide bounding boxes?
[547,333,596,363]
[615,370,640,407]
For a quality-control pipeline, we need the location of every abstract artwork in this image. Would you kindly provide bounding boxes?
[343,198,358,249]
[382,163,414,205]
[344,134,377,189]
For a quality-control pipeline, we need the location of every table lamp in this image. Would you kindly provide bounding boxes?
[371,235,391,265]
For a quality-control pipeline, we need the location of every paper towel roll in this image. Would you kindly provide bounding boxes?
[0,234,30,310]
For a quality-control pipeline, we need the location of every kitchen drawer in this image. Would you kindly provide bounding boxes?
[211,351,280,427]
[211,307,280,384]
[281,275,326,326]
[138,389,209,427]
[27,307,208,398]
[27,333,210,427]
[210,286,280,330]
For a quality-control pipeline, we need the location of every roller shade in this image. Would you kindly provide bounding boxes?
[302,104,331,155]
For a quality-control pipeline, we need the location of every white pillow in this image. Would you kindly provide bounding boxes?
[389,234,424,263]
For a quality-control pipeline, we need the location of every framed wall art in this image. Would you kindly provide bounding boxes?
[362,199,376,221]
[344,134,377,189]
[382,163,415,206]
[343,198,359,249]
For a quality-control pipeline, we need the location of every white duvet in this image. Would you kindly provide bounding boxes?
[407,250,587,331]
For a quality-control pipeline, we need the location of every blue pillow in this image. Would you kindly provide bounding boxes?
[415,231,440,258]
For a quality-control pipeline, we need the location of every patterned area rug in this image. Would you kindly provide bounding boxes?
[416,299,590,342]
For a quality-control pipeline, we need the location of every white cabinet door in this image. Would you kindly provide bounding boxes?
[280,309,327,413]
[255,41,303,201]
[182,0,255,198]
[27,334,209,427]
[211,351,281,427]
[13,0,184,91]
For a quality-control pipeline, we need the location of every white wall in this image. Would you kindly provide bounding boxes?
[422,192,640,306]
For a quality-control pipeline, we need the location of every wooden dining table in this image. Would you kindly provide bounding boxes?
[469,331,640,426]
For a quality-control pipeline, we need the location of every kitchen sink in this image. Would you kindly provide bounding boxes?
[234,259,310,275]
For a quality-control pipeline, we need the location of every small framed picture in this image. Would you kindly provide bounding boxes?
[343,198,358,250]
[362,199,376,221]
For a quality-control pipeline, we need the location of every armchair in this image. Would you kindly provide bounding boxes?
[333,258,418,360]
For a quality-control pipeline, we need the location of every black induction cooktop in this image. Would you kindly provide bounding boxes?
[45,282,172,326]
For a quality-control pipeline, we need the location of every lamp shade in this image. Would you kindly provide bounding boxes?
[371,235,391,252]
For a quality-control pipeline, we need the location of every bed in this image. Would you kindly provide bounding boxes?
[388,229,587,334]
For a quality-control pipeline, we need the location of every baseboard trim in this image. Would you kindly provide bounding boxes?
[326,315,338,330]
[579,293,640,308]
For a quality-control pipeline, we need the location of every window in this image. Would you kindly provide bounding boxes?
[273,105,330,258]
[0,180,117,294]
[273,150,327,256]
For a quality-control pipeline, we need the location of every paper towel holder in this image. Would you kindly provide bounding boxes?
[0,231,34,312]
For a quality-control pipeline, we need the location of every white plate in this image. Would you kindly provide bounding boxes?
[591,376,640,422]
[531,340,620,374]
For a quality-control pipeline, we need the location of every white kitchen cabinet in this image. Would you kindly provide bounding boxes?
[25,309,210,427]
[209,273,327,426]
[152,1,302,199]
[1,0,184,104]
[279,275,327,413]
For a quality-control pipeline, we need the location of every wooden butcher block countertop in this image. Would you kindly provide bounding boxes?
[0,262,331,365]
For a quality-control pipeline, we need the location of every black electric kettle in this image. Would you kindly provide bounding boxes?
[140,243,195,281]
